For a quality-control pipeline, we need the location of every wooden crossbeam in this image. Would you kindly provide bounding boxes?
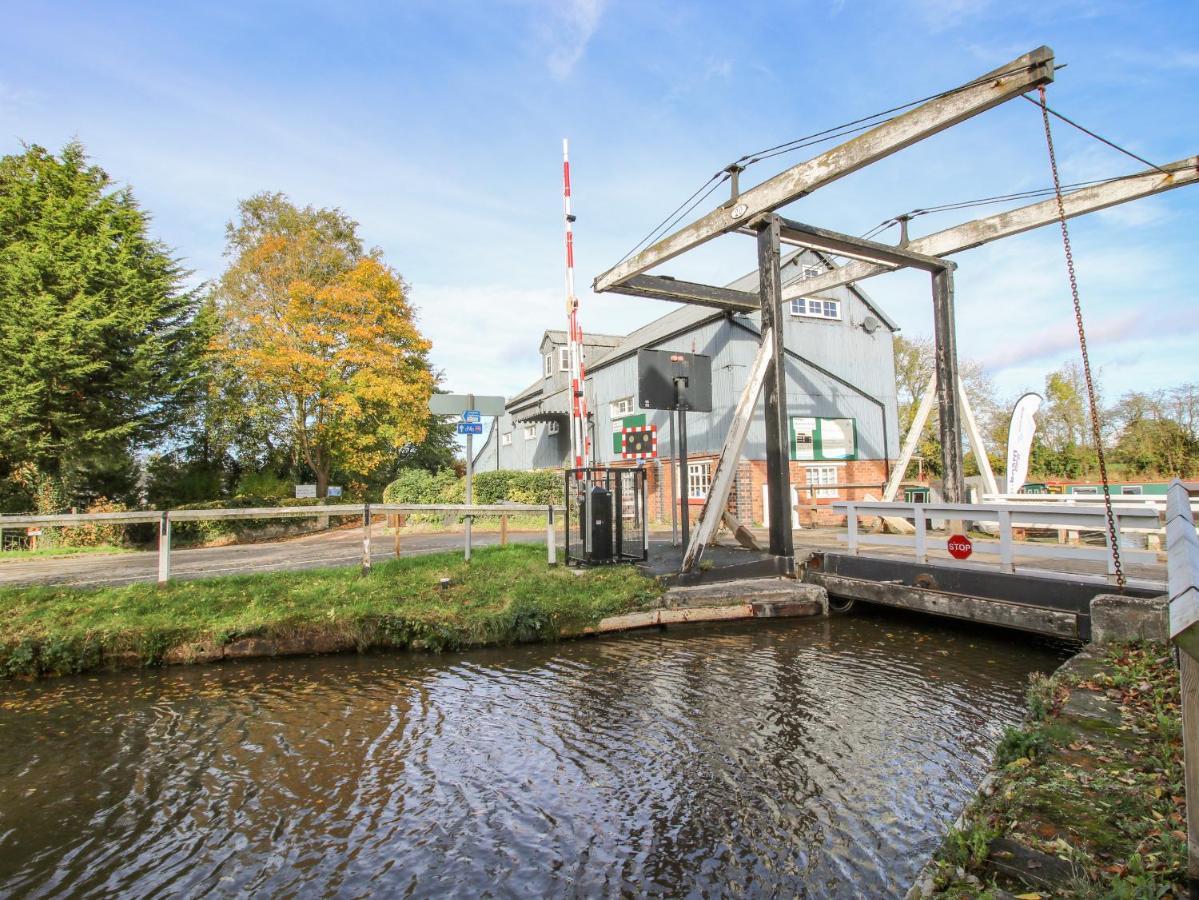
[774,217,947,271]
[604,274,758,311]
[594,46,1054,293]
[782,156,1199,300]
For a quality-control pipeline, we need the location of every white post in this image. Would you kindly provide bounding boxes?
[998,508,1014,573]
[157,511,171,584]
[546,506,557,565]
[846,505,859,555]
[1103,513,1118,584]
[362,503,372,573]
[465,400,474,563]
[914,504,927,563]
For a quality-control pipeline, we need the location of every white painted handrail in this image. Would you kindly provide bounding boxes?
[0,502,567,583]
[832,499,1164,589]
[1165,481,1199,880]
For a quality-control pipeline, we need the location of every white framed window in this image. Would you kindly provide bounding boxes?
[523,424,536,440]
[559,347,570,371]
[501,433,512,446]
[819,418,854,460]
[1072,486,1099,495]
[793,417,816,461]
[687,461,712,500]
[548,420,560,435]
[805,465,840,499]
[610,397,634,419]
[791,416,856,461]
[544,353,552,378]
[790,297,841,320]
[1121,485,1143,495]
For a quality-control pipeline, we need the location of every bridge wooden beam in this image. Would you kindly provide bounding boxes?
[782,155,1199,301]
[604,274,759,312]
[593,46,1055,293]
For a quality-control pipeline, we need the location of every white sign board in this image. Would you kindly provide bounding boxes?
[295,484,317,499]
[429,393,506,416]
[327,486,343,498]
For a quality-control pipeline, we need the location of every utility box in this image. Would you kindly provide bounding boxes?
[587,486,614,561]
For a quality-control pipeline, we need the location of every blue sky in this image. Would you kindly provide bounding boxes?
[2,0,1196,410]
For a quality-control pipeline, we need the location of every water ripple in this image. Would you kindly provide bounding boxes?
[0,610,1069,898]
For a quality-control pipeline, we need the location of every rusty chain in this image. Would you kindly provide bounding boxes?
[1037,85,1125,592]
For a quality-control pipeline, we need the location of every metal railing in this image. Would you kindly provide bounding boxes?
[833,499,1164,589]
[0,503,565,584]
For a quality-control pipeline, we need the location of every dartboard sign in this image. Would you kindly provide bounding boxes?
[620,425,658,460]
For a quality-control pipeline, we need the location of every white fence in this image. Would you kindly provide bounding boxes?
[0,503,565,583]
[833,499,1165,589]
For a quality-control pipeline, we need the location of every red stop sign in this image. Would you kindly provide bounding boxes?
[947,534,973,560]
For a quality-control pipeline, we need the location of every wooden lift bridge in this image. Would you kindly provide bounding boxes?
[593,45,1198,584]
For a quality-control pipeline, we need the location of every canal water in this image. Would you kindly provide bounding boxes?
[0,610,1069,898]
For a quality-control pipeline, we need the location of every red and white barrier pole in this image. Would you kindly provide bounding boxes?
[563,138,589,473]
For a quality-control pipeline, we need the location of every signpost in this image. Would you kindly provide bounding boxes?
[947,533,973,560]
[428,392,506,561]
[295,484,317,499]
[636,350,713,553]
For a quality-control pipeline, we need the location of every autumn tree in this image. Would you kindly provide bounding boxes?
[0,142,202,510]
[210,194,434,497]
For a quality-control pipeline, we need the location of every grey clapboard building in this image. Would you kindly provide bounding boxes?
[473,249,900,525]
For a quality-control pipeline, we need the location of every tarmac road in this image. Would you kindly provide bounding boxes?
[0,526,553,589]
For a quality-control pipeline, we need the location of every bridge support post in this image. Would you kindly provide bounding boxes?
[932,265,965,506]
[757,215,794,566]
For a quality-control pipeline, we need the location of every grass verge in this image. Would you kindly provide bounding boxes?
[0,544,662,679]
[926,642,1185,898]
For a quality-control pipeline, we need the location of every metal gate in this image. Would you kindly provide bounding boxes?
[564,467,649,565]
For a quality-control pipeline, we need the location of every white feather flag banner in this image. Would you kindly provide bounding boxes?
[1005,392,1043,493]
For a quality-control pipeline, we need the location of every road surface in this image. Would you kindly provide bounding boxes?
[0,526,552,589]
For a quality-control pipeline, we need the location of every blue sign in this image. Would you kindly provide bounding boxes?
[456,422,484,435]
[462,410,481,423]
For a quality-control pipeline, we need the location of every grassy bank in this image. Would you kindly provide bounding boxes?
[0,544,662,679]
[924,642,1185,897]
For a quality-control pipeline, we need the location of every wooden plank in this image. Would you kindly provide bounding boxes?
[604,274,758,311]
[783,155,1199,301]
[682,323,774,571]
[958,374,999,496]
[759,217,795,560]
[808,571,1079,638]
[594,46,1054,292]
[1183,651,1199,878]
[883,372,937,502]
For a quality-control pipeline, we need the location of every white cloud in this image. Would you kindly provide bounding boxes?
[541,0,606,80]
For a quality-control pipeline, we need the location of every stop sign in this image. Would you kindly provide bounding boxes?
[947,533,973,560]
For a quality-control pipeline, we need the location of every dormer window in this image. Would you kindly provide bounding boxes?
[544,353,552,378]
[559,347,570,372]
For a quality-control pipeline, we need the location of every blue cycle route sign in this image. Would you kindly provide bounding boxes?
[456,422,483,435]
[462,410,481,423]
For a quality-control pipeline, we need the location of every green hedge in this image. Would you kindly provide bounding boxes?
[382,469,561,525]
[472,470,560,506]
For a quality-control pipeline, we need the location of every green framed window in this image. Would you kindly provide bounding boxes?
[790,416,857,461]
